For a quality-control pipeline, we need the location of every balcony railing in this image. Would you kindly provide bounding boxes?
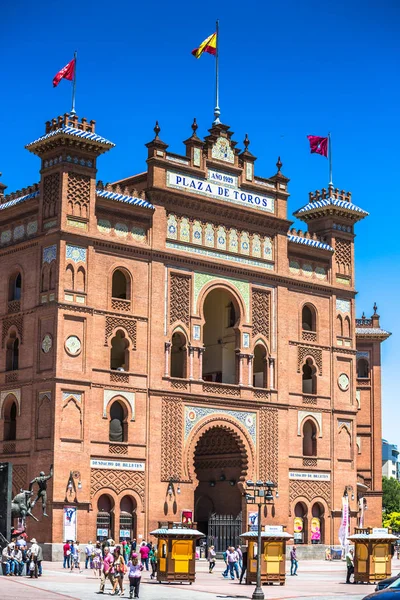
[111,298,131,312]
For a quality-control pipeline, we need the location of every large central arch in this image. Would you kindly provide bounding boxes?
[191,423,250,551]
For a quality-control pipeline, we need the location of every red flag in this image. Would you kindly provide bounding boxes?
[53,59,75,88]
[307,135,328,158]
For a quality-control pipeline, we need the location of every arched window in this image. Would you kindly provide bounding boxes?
[253,344,267,388]
[357,358,369,379]
[170,332,187,378]
[49,264,56,290]
[202,288,239,384]
[303,419,317,456]
[3,400,17,441]
[311,502,324,544]
[112,270,130,300]
[110,330,129,370]
[41,265,49,293]
[294,501,308,544]
[76,267,86,292]
[302,305,316,331]
[336,314,343,337]
[344,317,351,338]
[119,496,137,542]
[6,334,19,372]
[97,494,114,541]
[9,272,22,301]
[302,358,317,394]
[109,400,126,442]
[65,265,74,290]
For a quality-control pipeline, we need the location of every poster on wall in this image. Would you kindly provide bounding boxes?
[63,506,77,542]
[181,510,193,525]
[249,512,258,531]
[311,517,321,543]
[293,517,303,542]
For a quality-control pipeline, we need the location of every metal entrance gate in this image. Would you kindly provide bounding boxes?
[207,512,242,552]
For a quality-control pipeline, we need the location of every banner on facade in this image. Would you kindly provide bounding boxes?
[181,510,193,525]
[249,511,258,531]
[63,506,77,542]
[338,494,350,551]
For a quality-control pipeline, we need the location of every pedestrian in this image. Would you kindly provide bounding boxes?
[239,546,248,584]
[325,547,332,561]
[108,539,116,555]
[128,552,144,599]
[2,542,15,575]
[131,538,137,554]
[139,542,149,571]
[92,541,103,579]
[222,547,229,578]
[70,541,83,573]
[63,540,71,569]
[208,545,216,573]
[27,538,39,578]
[85,540,94,569]
[290,544,298,576]
[99,546,115,594]
[113,545,126,596]
[236,545,243,569]
[16,536,27,576]
[37,543,43,576]
[346,548,354,584]
[12,545,24,576]
[149,545,157,579]
[226,546,240,580]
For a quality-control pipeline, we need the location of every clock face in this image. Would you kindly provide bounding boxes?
[338,373,350,391]
[65,335,82,356]
[41,334,52,354]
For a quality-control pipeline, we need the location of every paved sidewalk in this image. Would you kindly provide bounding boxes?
[1,557,396,599]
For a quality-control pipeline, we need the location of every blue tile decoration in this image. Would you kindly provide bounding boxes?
[66,244,87,263]
[294,197,368,218]
[27,126,115,148]
[167,242,274,273]
[96,189,153,209]
[288,234,334,252]
[336,299,351,314]
[185,405,256,444]
[43,244,57,264]
[0,190,39,212]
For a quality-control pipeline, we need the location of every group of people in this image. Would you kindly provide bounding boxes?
[208,544,248,583]
[1,537,42,578]
[63,538,157,598]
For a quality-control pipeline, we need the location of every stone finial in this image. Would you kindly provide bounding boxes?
[276,156,282,173]
[154,121,161,139]
[243,133,250,150]
[373,302,378,315]
[191,118,198,136]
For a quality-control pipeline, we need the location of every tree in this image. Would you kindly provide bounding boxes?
[382,512,400,533]
[382,477,400,514]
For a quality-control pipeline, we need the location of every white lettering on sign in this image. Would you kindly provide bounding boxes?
[372,528,388,535]
[90,459,145,472]
[207,168,238,187]
[289,471,331,481]
[166,171,274,213]
[264,525,283,533]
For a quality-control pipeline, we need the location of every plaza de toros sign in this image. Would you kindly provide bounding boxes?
[166,169,275,213]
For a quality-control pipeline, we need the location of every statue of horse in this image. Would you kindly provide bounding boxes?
[11,489,38,525]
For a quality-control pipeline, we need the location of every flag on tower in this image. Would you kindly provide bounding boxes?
[53,58,76,88]
[192,32,217,58]
[307,135,328,157]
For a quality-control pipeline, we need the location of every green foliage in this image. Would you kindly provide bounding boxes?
[382,512,400,532]
[382,477,400,514]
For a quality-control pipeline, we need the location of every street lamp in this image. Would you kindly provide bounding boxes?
[243,480,279,600]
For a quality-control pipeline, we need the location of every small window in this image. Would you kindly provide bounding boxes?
[302,305,316,331]
[4,400,17,441]
[110,330,129,370]
[302,358,316,394]
[253,344,267,388]
[109,401,126,442]
[9,272,22,301]
[6,335,19,372]
[303,419,317,456]
[112,270,129,299]
[170,332,186,378]
[357,358,369,379]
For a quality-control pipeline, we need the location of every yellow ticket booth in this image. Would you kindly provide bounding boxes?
[348,527,398,584]
[241,527,293,586]
[150,521,204,583]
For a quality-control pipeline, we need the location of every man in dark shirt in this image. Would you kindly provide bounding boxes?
[290,544,298,576]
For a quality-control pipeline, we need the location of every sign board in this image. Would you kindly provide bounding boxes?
[289,471,331,481]
[249,511,258,531]
[294,517,303,533]
[294,532,302,541]
[63,506,77,542]
[119,529,130,538]
[166,170,274,214]
[182,510,193,525]
[372,528,389,535]
[90,459,145,472]
[264,525,283,534]
[97,528,108,537]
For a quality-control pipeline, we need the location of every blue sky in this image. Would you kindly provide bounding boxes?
[2,1,399,443]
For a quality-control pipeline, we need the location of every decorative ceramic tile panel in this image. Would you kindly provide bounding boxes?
[13,225,25,240]
[179,217,190,242]
[336,299,351,314]
[229,229,238,253]
[315,266,327,280]
[216,226,226,250]
[252,234,261,257]
[131,227,146,242]
[193,325,201,341]
[27,221,38,236]
[43,244,57,264]
[303,263,313,277]
[98,219,112,234]
[63,391,82,403]
[246,162,253,181]
[1,230,11,244]
[289,260,300,274]
[193,147,201,167]
[115,223,129,237]
[211,137,235,164]
[357,351,369,359]
[263,237,273,259]
[167,214,178,240]
[243,333,250,348]
[193,272,250,321]
[192,221,202,245]
[240,232,250,255]
[185,405,256,444]
[66,245,86,263]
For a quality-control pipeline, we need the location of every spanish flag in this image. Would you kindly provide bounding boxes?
[192,32,217,59]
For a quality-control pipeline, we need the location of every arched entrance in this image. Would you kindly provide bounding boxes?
[294,501,308,544]
[96,494,114,541]
[119,496,137,542]
[311,502,324,544]
[193,425,247,551]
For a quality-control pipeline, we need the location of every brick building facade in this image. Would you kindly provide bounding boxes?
[0,113,390,555]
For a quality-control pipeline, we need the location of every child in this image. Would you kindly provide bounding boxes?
[127,552,144,599]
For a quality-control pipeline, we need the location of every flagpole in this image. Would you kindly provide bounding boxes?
[71,51,77,115]
[213,20,220,125]
[328,131,333,187]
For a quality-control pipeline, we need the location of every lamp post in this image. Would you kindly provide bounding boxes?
[243,480,279,600]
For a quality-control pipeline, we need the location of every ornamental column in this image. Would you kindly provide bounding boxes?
[188,346,194,380]
[247,354,254,387]
[269,357,275,389]
[198,347,205,380]
[164,342,171,377]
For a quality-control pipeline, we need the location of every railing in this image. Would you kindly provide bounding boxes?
[7,300,21,314]
[110,372,129,384]
[109,443,128,455]
[303,458,317,467]
[302,330,317,342]
[203,382,241,397]
[356,318,373,326]
[111,298,131,312]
